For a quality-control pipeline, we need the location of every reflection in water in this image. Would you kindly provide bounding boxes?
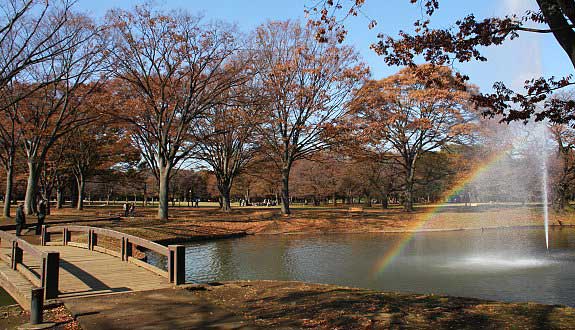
[173,228,575,306]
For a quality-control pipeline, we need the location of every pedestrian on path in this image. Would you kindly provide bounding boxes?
[36,200,46,235]
[15,203,25,236]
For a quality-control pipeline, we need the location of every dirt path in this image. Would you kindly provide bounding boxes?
[63,288,260,330]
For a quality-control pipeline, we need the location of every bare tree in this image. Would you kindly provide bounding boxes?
[19,14,108,214]
[195,75,261,211]
[108,5,245,220]
[253,20,367,215]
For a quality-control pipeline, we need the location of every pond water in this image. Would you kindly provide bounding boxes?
[0,287,16,306]
[157,227,575,306]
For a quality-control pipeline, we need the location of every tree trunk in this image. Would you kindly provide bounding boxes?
[3,164,13,218]
[76,173,85,210]
[45,190,52,215]
[220,186,232,212]
[24,161,39,215]
[158,166,170,220]
[404,167,415,212]
[381,193,389,209]
[364,194,372,207]
[143,184,147,207]
[56,187,64,209]
[280,167,291,215]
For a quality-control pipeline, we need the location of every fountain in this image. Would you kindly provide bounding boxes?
[537,122,550,250]
[542,143,549,250]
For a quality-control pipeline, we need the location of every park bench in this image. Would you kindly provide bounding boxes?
[348,207,364,217]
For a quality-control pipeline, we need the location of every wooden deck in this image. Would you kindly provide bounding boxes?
[42,245,171,299]
[0,244,171,302]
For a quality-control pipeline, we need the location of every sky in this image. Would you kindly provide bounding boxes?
[75,0,572,93]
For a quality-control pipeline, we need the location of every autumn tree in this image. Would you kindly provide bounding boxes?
[18,14,107,215]
[347,65,476,211]
[307,0,575,125]
[64,117,138,210]
[291,154,343,206]
[195,76,261,212]
[0,1,93,217]
[108,6,244,220]
[549,122,575,209]
[254,20,367,215]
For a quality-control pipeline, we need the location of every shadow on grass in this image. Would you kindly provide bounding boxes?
[207,282,574,329]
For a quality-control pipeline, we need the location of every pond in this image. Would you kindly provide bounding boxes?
[158,227,575,306]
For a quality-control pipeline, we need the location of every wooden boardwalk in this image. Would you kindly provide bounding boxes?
[43,245,171,299]
[0,244,171,300]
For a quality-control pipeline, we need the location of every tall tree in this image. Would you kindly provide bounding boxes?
[0,0,86,217]
[64,117,137,210]
[108,5,244,220]
[195,78,261,212]
[254,20,367,215]
[347,65,476,211]
[18,15,107,214]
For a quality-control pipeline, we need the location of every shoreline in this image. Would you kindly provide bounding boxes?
[145,223,575,245]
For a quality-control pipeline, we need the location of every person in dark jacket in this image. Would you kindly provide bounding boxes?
[15,203,25,236]
[36,200,46,235]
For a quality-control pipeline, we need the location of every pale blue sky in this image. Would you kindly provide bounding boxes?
[76,0,571,93]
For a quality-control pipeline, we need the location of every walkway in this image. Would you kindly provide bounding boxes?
[0,244,170,300]
[43,245,170,299]
[64,288,259,330]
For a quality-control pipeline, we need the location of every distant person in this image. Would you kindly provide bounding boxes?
[36,200,47,235]
[194,198,199,208]
[130,203,136,217]
[123,203,128,217]
[15,203,25,236]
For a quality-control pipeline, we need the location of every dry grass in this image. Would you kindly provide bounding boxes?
[189,280,575,330]
[3,203,572,243]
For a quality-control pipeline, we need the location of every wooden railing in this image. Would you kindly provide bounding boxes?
[42,225,185,285]
[0,230,59,300]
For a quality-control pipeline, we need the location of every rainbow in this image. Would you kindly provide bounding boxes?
[371,146,516,277]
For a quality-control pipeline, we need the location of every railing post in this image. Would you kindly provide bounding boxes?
[30,287,44,324]
[88,229,93,250]
[89,230,97,250]
[125,239,132,261]
[121,237,126,261]
[11,241,22,270]
[168,245,185,285]
[41,252,59,300]
[40,225,48,246]
[62,227,69,246]
[121,237,132,261]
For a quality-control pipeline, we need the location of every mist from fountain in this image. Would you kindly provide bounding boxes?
[542,138,549,250]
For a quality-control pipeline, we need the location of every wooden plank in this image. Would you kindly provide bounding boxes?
[67,242,89,249]
[0,259,35,310]
[93,246,122,258]
[36,245,171,299]
[15,263,41,287]
[127,257,168,278]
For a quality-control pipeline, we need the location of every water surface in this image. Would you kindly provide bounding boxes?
[168,228,575,306]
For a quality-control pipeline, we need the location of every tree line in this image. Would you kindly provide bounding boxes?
[2,1,574,221]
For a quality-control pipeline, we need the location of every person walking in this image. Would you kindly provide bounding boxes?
[15,203,25,236]
[123,203,128,217]
[36,200,47,235]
